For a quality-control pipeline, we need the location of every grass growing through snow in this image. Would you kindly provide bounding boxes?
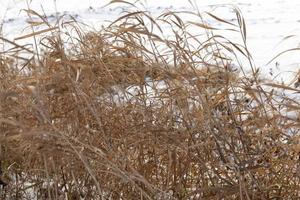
[1,2,300,199]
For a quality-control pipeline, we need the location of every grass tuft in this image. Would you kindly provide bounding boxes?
[0,2,300,199]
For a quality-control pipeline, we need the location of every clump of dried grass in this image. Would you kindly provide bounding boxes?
[1,2,300,200]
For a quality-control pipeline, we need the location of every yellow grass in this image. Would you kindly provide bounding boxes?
[0,2,300,199]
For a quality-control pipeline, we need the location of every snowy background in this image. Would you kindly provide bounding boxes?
[1,0,300,82]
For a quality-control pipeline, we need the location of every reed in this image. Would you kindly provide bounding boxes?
[0,1,299,199]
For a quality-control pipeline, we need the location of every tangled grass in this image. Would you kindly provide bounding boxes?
[1,2,300,199]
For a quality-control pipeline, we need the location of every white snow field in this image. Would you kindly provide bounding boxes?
[1,0,300,82]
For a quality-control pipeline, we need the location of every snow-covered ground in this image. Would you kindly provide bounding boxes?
[1,0,300,82]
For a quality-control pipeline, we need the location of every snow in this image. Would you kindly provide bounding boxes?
[1,0,300,82]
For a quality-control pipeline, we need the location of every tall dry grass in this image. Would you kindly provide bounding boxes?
[1,2,300,199]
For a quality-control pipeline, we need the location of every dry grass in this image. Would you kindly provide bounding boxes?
[1,2,300,199]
